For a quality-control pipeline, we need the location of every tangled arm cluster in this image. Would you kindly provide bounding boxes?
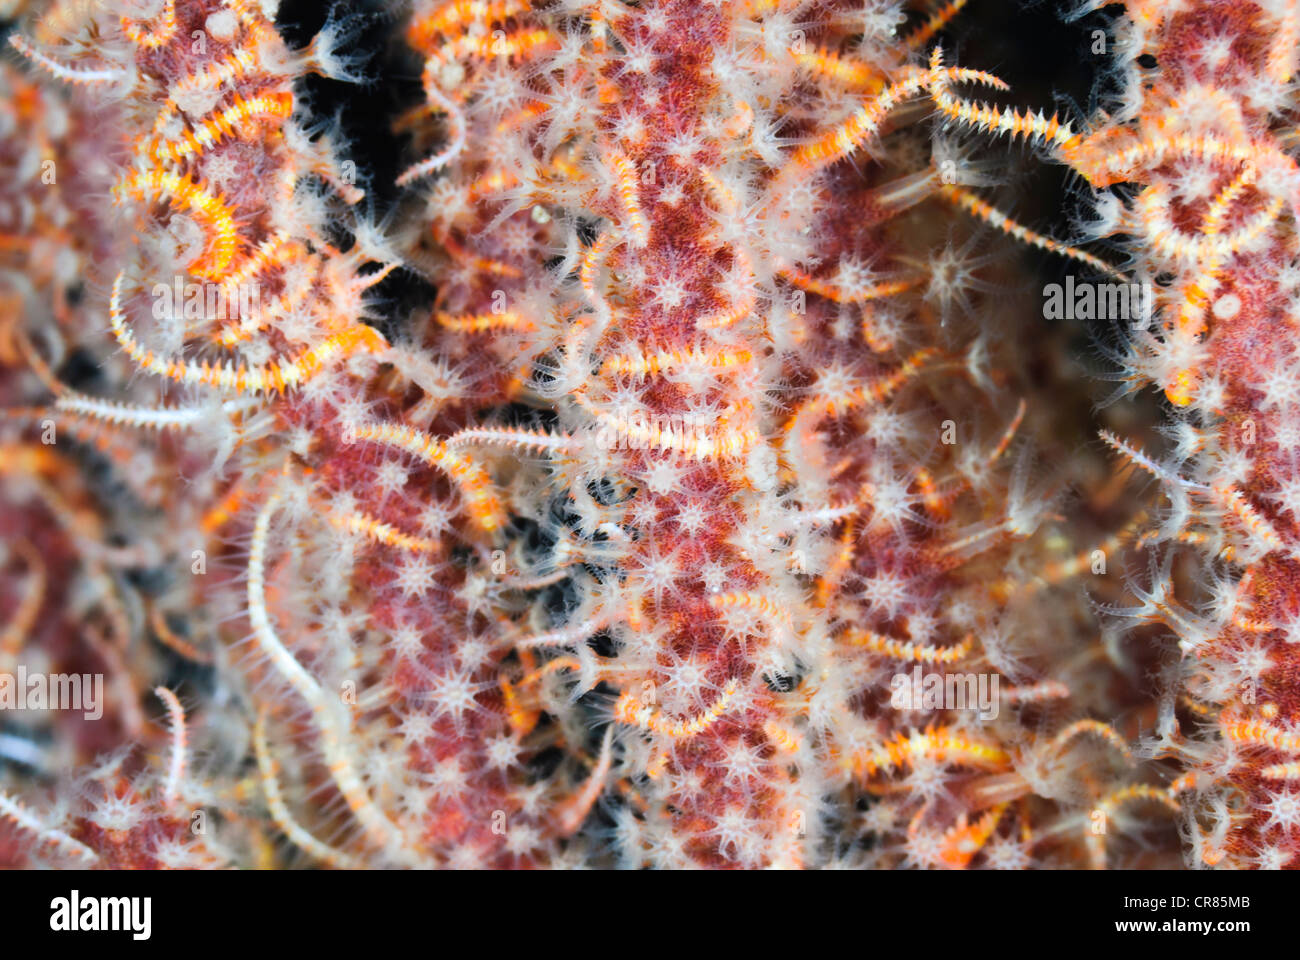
[2,0,1300,869]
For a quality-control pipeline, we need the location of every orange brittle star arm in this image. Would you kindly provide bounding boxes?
[326,506,442,553]
[939,184,1126,280]
[555,726,615,835]
[121,0,178,49]
[253,706,361,868]
[842,629,974,664]
[153,686,188,809]
[614,678,741,738]
[928,48,1079,153]
[7,33,131,86]
[0,789,98,863]
[841,726,1011,779]
[141,91,294,166]
[1049,719,1134,764]
[1085,783,1181,868]
[113,171,242,279]
[348,422,505,533]
[790,61,1009,170]
[109,271,388,394]
[247,490,410,858]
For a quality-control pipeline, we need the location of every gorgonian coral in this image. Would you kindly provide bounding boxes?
[0,0,1297,871]
[1056,0,1300,869]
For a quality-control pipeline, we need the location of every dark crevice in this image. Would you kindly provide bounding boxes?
[277,0,436,342]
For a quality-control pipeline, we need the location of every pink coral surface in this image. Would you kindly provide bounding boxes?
[0,0,1299,870]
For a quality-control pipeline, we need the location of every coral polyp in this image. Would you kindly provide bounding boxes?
[0,0,1298,871]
